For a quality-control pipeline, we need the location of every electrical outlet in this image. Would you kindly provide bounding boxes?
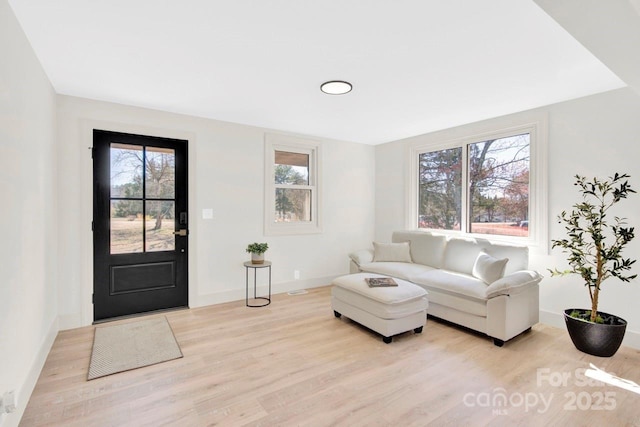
[1,391,16,414]
[294,270,300,280]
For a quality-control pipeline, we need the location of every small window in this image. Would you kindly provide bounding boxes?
[274,150,311,222]
[265,134,322,235]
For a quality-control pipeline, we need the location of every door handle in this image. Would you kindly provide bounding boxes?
[173,229,189,236]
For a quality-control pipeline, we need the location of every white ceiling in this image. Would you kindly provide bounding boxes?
[8,0,626,145]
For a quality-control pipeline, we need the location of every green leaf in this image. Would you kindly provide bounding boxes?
[549,173,637,313]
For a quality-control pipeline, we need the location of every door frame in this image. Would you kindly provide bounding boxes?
[92,129,189,321]
[78,120,195,327]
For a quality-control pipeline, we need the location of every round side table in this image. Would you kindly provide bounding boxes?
[244,261,272,307]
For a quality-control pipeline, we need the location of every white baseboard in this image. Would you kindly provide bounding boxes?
[195,275,336,308]
[57,276,340,330]
[539,309,565,329]
[623,330,640,349]
[2,317,59,427]
[539,309,640,350]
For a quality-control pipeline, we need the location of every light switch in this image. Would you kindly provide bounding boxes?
[202,208,213,219]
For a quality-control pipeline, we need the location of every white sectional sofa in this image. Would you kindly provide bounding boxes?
[349,231,542,346]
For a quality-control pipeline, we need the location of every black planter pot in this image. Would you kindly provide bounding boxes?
[564,309,627,357]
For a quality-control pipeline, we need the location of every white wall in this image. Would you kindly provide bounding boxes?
[56,95,376,328]
[374,87,640,349]
[0,1,59,426]
[540,87,640,349]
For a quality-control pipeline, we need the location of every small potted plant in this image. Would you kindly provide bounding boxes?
[246,242,269,264]
[549,173,637,357]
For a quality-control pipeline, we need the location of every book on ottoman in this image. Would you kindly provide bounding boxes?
[365,277,398,287]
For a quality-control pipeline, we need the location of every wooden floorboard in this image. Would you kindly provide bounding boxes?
[20,286,640,426]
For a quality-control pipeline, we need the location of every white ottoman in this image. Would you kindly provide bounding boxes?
[331,273,428,343]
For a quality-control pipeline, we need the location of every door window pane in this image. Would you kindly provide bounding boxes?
[275,151,309,185]
[111,200,143,254]
[418,148,462,230]
[110,144,143,198]
[468,134,530,237]
[109,144,178,254]
[146,147,175,199]
[146,201,175,252]
[274,189,311,222]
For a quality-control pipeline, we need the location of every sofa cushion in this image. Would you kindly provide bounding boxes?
[421,287,487,317]
[410,269,487,301]
[359,262,435,282]
[332,273,427,305]
[472,251,508,284]
[372,241,413,262]
[392,231,447,268]
[442,238,483,275]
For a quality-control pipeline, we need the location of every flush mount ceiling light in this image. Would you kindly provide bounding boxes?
[320,80,352,95]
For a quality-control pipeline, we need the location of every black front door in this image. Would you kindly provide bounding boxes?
[93,130,188,321]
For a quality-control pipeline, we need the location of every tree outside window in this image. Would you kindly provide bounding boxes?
[418,147,462,230]
[274,162,311,222]
[110,144,176,253]
[418,133,530,238]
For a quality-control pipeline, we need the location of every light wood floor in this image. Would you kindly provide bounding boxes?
[21,286,640,426]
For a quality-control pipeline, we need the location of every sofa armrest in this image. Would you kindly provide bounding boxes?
[349,249,374,266]
[485,270,542,299]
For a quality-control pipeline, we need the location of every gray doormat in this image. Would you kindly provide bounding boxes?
[88,316,182,380]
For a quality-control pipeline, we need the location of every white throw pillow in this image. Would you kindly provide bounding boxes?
[372,241,412,263]
[472,250,508,284]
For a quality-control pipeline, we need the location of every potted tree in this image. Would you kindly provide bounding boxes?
[549,173,637,357]
[246,242,269,264]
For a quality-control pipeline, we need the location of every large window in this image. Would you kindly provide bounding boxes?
[265,134,321,235]
[411,121,547,246]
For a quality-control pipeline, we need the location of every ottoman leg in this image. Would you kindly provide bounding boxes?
[414,326,423,334]
[333,310,342,318]
[383,336,392,344]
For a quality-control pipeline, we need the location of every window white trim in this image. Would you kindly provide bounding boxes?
[407,115,548,251]
[264,133,322,235]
